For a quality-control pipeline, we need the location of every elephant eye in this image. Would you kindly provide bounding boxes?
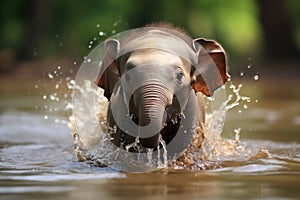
[125,73,131,82]
[176,70,184,83]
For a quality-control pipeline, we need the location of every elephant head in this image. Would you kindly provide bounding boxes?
[95,26,229,150]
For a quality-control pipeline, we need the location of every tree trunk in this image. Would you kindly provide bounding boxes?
[17,0,51,60]
[256,0,299,61]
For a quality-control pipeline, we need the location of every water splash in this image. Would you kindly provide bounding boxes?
[169,82,254,170]
[68,76,258,171]
[37,63,77,126]
[70,79,170,171]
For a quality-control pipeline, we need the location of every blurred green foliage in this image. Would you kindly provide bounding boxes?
[0,0,299,64]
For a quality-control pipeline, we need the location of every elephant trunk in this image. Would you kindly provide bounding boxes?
[134,84,171,148]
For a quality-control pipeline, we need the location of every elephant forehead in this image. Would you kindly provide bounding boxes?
[127,50,185,68]
[119,29,197,65]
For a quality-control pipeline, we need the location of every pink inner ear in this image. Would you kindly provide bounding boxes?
[192,76,211,96]
[94,39,120,94]
[195,38,224,53]
[192,39,229,97]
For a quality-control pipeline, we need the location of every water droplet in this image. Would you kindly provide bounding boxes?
[88,45,92,49]
[59,42,63,46]
[48,73,54,79]
[89,41,93,45]
[73,61,77,65]
[253,75,259,81]
[238,110,242,114]
[93,37,97,41]
[234,128,241,141]
[243,104,248,109]
[49,94,56,101]
[96,24,100,28]
[44,115,48,120]
[99,31,105,36]
[43,95,47,99]
[57,66,61,70]
[234,127,241,134]
[70,80,76,85]
[66,103,73,109]
[67,80,75,89]
[112,30,116,34]
[34,84,38,89]
[247,65,251,69]
[240,71,244,77]
[87,58,91,63]
[241,96,250,101]
[55,84,59,89]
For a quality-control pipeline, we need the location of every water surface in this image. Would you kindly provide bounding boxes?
[1,78,300,199]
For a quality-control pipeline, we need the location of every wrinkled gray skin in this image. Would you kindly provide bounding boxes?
[96,26,228,151]
[109,50,205,149]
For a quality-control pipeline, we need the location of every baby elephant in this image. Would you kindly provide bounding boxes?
[95,23,229,152]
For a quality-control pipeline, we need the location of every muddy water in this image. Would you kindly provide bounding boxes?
[1,79,300,200]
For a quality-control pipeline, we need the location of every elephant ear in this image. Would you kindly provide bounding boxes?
[192,38,230,96]
[94,39,120,100]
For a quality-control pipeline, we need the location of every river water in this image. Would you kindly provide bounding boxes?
[0,77,300,200]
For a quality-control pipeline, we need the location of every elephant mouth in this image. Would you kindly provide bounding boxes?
[127,96,182,151]
[130,113,182,145]
[160,113,182,145]
[125,114,181,152]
